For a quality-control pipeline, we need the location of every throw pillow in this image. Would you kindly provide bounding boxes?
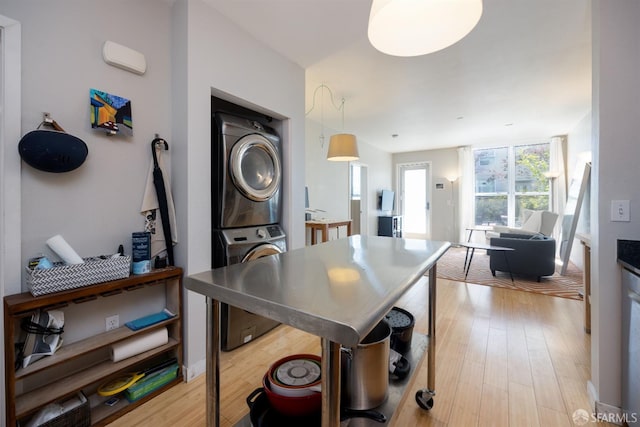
[521,210,542,232]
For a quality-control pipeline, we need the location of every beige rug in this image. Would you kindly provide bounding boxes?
[436,246,585,300]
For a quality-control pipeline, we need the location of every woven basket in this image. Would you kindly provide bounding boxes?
[27,256,131,296]
[39,392,90,427]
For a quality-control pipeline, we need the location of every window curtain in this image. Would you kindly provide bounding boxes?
[457,146,474,242]
[549,135,567,242]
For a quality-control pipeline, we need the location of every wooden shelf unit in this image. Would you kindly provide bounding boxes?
[3,266,183,426]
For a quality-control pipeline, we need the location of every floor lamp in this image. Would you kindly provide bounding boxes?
[448,176,458,242]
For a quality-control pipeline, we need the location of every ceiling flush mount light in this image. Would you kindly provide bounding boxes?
[368,0,483,57]
[306,84,359,162]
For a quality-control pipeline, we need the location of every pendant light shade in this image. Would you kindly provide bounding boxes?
[327,134,359,161]
[368,0,483,57]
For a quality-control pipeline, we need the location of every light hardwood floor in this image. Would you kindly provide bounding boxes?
[108,278,607,426]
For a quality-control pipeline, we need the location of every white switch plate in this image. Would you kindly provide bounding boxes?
[611,200,630,222]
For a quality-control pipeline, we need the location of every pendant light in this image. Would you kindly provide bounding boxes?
[368,0,483,57]
[327,133,359,162]
[306,84,359,162]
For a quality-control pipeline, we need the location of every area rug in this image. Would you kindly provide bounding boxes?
[435,246,584,300]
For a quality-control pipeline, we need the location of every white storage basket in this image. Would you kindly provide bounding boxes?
[26,256,131,296]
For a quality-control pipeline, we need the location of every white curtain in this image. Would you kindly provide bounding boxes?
[549,135,567,243]
[457,146,474,242]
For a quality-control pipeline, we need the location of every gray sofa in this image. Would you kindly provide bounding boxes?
[489,233,556,281]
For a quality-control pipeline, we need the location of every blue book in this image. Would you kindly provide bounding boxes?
[125,309,175,331]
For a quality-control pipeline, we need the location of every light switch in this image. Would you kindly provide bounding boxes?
[611,200,630,222]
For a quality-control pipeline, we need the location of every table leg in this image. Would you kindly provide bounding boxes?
[321,338,341,427]
[206,297,220,427]
[416,264,437,410]
[311,227,317,245]
[463,247,471,272]
[322,224,329,243]
[427,265,437,392]
[464,248,476,279]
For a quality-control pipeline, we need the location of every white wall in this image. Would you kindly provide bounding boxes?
[1,0,176,355]
[304,119,350,220]
[590,0,640,411]
[172,0,305,378]
[4,0,172,283]
[305,118,392,238]
[393,148,458,242]
[1,0,306,387]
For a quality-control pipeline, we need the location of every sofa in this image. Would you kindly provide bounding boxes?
[489,233,556,281]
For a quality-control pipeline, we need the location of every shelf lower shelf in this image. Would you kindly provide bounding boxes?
[15,319,179,380]
[15,338,179,418]
[234,333,429,427]
[89,377,182,426]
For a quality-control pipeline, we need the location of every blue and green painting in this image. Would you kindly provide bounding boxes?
[90,89,132,136]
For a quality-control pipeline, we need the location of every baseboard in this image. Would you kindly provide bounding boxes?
[183,358,207,382]
[587,381,627,426]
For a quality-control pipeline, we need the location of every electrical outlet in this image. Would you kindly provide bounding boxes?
[106,315,119,331]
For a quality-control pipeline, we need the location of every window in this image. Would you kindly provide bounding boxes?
[474,143,550,227]
[350,163,361,200]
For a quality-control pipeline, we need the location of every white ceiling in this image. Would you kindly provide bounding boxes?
[205,0,592,153]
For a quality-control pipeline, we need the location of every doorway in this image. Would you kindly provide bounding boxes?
[350,163,368,235]
[398,162,431,239]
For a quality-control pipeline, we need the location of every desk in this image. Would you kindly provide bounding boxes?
[306,219,352,244]
[459,242,515,282]
[186,236,450,427]
[576,233,591,334]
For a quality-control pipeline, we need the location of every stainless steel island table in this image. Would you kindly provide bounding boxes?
[186,235,450,427]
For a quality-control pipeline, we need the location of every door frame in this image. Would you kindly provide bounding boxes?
[397,161,432,239]
[1,14,22,423]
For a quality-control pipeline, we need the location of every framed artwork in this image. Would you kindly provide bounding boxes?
[90,88,132,136]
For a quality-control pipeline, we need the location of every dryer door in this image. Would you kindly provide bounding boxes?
[242,243,283,262]
[230,134,281,202]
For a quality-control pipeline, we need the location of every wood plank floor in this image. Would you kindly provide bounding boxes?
[107,278,608,426]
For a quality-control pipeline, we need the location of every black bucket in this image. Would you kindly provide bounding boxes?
[385,307,414,354]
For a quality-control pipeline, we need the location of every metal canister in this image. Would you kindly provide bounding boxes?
[341,319,391,410]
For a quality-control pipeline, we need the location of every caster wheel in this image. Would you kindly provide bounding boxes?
[415,390,434,410]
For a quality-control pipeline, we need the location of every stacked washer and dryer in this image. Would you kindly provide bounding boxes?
[211,112,286,351]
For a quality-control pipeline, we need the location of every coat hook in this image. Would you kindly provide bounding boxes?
[152,135,169,150]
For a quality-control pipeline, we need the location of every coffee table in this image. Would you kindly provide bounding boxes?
[459,242,515,283]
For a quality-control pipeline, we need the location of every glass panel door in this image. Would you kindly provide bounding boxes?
[399,163,430,239]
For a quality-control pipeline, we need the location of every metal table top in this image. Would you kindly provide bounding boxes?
[186,235,450,347]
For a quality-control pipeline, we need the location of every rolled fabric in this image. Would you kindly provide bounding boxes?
[110,327,168,362]
[46,234,84,265]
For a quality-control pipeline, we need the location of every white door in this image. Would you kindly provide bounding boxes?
[399,163,431,239]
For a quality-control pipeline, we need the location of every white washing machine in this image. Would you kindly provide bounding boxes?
[212,224,286,351]
[212,112,282,229]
